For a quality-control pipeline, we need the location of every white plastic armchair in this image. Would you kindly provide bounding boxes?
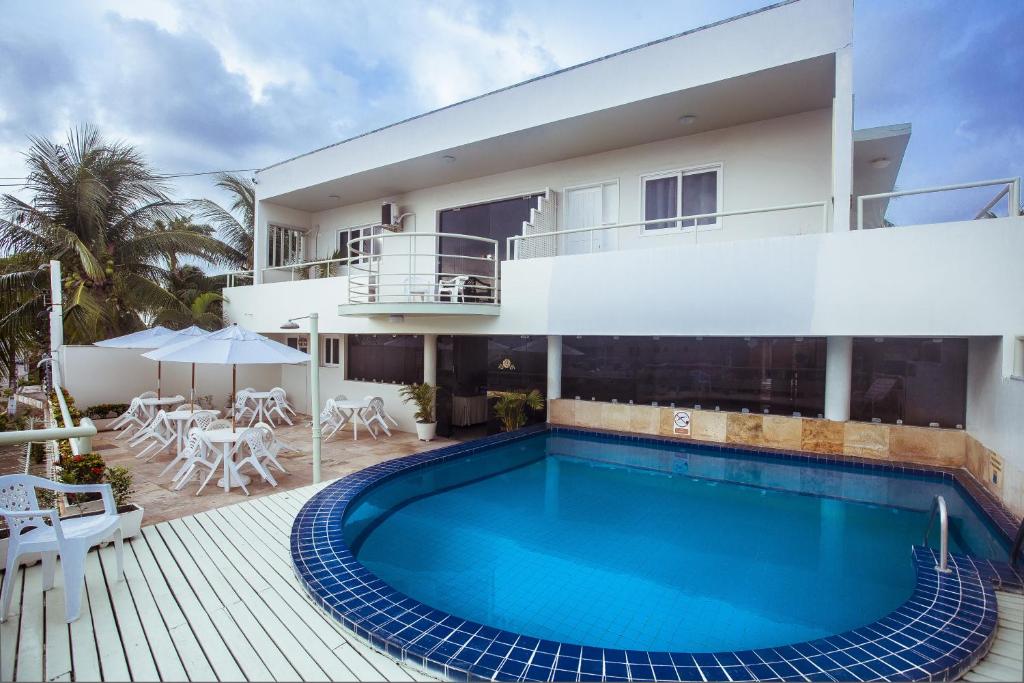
[252,422,290,474]
[361,397,392,438]
[363,394,399,427]
[438,275,470,303]
[266,388,294,425]
[130,409,175,461]
[0,475,124,623]
[232,428,278,494]
[112,397,148,439]
[229,390,256,424]
[270,386,297,416]
[319,399,346,440]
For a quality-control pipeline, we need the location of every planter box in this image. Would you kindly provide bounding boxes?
[0,504,145,571]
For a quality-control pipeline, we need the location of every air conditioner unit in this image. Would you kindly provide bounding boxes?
[381,202,402,231]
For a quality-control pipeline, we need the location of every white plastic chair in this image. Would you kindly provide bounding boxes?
[112,397,148,439]
[438,275,470,302]
[130,409,175,461]
[0,475,123,623]
[178,436,226,495]
[269,387,297,416]
[161,427,206,480]
[319,399,347,440]
[185,410,217,433]
[228,390,256,425]
[252,422,289,475]
[205,418,231,431]
[363,394,399,427]
[138,391,157,400]
[361,397,392,438]
[232,428,278,494]
[266,388,293,425]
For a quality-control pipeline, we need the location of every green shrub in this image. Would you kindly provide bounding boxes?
[105,465,135,508]
[491,389,545,432]
[83,403,129,419]
[399,383,436,423]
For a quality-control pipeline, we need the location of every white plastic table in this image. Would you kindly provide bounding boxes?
[139,396,182,420]
[334,399,372,440]
[200,428,249,492]
[245,391,274,424]
[164,409,220,453]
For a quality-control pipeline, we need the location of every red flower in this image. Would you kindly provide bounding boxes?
[73,455,84,462]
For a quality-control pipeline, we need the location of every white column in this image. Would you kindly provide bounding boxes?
[824,336,853,421]
[547,335,562,419]
[423,334,437,386]
[831,46,854,232]
[253,199,265,284]
[309,313,321,484]
[48,260,64,386]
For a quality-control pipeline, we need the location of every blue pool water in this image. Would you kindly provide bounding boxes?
[344,432,1007,652]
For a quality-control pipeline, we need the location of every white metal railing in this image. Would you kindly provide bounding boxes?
[857,177,1021,230]
[507,201,829,259]
[924,494,951,574]
[347,231,500,305]
[224,269,254,287]
[262,256,359,281]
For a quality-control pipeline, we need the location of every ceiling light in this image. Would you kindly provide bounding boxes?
[328,193,340,199]
[441,154,456,163]
[871,157,891,169]
[678,114,697,125]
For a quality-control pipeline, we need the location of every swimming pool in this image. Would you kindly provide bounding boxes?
[293,426,1004,681]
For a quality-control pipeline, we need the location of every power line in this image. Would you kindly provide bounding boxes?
[0,168,260,184]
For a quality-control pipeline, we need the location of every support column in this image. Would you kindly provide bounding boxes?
[547,335,562,420]
[48,260,64,387]
[253,199,265,284]
[423,334,437,386]
[831,46,854,232]
[824,336,853,421]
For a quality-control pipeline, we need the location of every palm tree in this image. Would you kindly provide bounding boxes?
[157,264,225,330]
[191,173,255,269]
[0,125,236,344]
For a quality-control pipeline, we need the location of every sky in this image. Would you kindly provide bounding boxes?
[0,0,1021,225]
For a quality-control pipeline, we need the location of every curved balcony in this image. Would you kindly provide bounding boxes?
[339,231,501,317]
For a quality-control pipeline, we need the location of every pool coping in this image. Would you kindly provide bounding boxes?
[291,425,1005,681]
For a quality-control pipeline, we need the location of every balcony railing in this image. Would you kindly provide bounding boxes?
[507,201,829,259]
[346,231,500,307]
[856,177,1021,230]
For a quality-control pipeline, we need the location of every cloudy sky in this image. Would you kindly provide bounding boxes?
[1,0,1021,223]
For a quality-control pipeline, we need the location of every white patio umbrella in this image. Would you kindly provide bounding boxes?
[94,325,185,398]
[142,324,310,430]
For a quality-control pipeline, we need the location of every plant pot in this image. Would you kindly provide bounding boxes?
[415,422,437,442]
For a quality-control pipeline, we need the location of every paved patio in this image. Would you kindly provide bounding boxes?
[91,418,456,525]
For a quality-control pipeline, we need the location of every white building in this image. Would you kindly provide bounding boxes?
[218,0,1023,515]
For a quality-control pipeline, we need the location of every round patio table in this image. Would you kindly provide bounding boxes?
[164,409,220,453]
[201,427,251,492]
[334,398,372,440]
[139,395,183,420]
[245,390,275,424]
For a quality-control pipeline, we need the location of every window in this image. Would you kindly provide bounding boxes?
[438,194,542,275]
[267,224,306,267]
[285,336,308,353]
[347,334,423,384]
[323,337,341,367]
[642,165,720,231]
[336,224,380,262]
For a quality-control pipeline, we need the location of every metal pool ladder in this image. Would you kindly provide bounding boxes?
[924,495,952,573]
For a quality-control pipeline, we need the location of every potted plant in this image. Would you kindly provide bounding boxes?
[106,466,144,539]
[400,382,436,441]
[56,454,145,539]
[491,389,545,432]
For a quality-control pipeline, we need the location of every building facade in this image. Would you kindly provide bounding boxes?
[222,0,1024,515]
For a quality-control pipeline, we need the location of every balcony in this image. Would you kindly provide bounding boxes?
[339,231,501,317]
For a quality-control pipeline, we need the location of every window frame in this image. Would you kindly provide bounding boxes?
[639,163,724,235]
[322,336,341,367]
[336,224,380,264]
[285,336,309,353]
[267,223,307,267]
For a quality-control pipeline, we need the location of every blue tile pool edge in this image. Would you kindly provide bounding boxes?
[290,425,1002,682]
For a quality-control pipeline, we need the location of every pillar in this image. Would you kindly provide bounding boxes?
[824,336,853,421]
[547,335,562,413]
[49,259,64,386]
[831,46,854,232]
[253,199,265,284]
[423,334,437,386]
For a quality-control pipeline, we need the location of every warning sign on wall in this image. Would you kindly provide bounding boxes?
[673,410,691,436]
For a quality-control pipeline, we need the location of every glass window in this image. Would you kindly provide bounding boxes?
[851,338,967,427]
[562,336,826,415]
[267,224,305,267]
[285,336,308,353]
[487,336,548,393]
[346,334,423,384]
[438,195,542,276]
[323,337,341,366]
[642,167,720,231]
[337,225,380,261]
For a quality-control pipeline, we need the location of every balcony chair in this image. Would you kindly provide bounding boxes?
[438,275,470,303]
[0,475,124,623]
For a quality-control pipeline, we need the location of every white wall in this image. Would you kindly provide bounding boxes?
[296,108,833,265]
[61,346,282,411]
[966,337,1024,514]
[226,216,1024,339]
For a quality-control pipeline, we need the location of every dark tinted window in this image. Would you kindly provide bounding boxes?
[346,334,423,385]
[487,336,548,393]
[438,195,541,276]
[562,336,827,415]
[851,338,967,427]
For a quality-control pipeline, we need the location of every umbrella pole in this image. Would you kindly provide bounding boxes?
[231,365,236,432]
[157,361,162,399]
[191,363,195,413]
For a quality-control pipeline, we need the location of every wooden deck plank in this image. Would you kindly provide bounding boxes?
[141,526,248,682]
[95,546,160,682]
[125,537,214,682]
[1,569,24,682]
[153,522,278,682]
[66,562,102,683]
[14,565,43,682]
[42,560,73,683]
[82,551,131,681]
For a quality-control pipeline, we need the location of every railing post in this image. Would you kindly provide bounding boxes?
[1012,178,1021,217]
[856,196,865,230]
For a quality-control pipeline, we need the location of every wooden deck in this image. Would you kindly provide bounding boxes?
[1,482,433,682]
[963,589,1024,682]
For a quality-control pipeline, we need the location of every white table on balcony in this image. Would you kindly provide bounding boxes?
[200,428,250,492]
[333,398,372,440]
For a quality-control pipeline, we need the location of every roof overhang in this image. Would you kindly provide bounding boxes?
[853,123,912,228]
[258,0,852,212]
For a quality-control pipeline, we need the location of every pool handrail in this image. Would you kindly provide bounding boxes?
[1011,518,1024,571]
[924,494,951,573]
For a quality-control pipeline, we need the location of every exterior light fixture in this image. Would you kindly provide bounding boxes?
[442,154,456,163]
[871,157,891,169]
[678,114,698,125]
[280,321,300,330]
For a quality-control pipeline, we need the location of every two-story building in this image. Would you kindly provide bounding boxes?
[223,0,1024,517]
